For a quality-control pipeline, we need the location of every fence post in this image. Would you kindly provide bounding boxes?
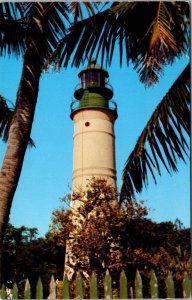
[150,270,158,299]
[135,270,143,299]
[63,275,70,299]
[24,279,31,299]
[104,269,112,299]
[120,270,128,299]
[36,277,43,299]
[166,271,175,298]
[0,284,6,299]
[12,283,18,299]
[75,272,84,299]
[49,275,56,300]
[183,272,191,298]
[90,272,98,299]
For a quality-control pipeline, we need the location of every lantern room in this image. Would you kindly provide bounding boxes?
[73,58,114,102]
[78,58,108,89]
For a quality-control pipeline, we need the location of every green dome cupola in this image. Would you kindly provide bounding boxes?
[71,59,117,115]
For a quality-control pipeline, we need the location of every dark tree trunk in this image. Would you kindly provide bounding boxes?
[0,3,46,242]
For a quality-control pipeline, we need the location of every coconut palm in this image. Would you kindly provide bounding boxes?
[0,1,190,240]
[48,1,190,202]
[0,2,97,241]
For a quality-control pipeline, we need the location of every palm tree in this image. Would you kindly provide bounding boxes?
[48,1,190,203]
[0,1,190,240]
[0,2,97,241]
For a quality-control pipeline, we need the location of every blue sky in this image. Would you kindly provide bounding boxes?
[0,53,190,236]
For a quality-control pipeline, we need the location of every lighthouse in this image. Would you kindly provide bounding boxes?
[70,58,118,203]
[64,59,118,279]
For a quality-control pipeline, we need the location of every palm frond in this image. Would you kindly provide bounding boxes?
[120,63,190,203]
[28,137,36,148]
[69,2,99,23]
[45,2,70,58]
[44,8,115,70]
[0,2,24,19]
[149,2,177,53]
[0,19,26,57]
[0,95,35,147]
[0,3,26,57]
[51,2,189,86]
[0,2,71,61]
[43,2,101,71]
[0,95,14,143]
[136,1,189,86]
[22,3,69,58]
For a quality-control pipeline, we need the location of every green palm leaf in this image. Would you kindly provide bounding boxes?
[69,2,99,23]
[0,3,70,60]
[0,3,26,57]
[120,63,190,203]
[0,96,35,147]
[0,3,24,19]
[0,96,14,143]
[49,2,189,86]
[43,2,99,70]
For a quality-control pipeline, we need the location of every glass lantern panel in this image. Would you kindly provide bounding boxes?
[80,73,86,88]
[80,71,107,88]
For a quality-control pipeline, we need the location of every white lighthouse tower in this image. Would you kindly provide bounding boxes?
[64,60,118,278]
[70,58,118,202]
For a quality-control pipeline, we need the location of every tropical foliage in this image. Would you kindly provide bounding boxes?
[0,2,190,240]
[0,95,13,143]
[1,223,64,298]
[49,178,190,298]
[50,2,189,84]
[1,184,190,298]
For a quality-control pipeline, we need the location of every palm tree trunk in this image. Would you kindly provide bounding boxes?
[0,3,46,242]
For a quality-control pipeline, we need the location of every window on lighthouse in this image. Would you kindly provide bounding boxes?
[81,71,106,88]
[89,71,99,87]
